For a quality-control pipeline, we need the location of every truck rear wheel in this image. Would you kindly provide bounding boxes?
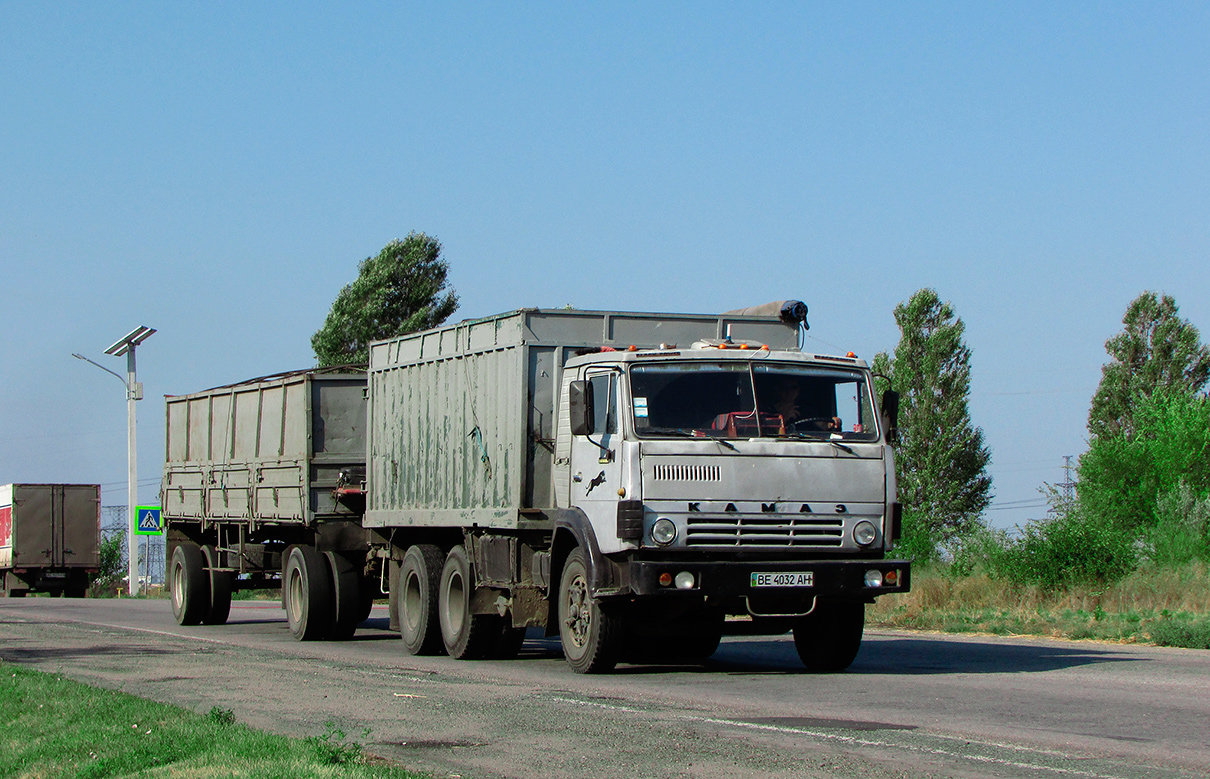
[558,548,622,674]
[284,546,333,641]
[201,545,233,625]
[399,544,445,655]
[325,551,362,640]
[170,544,209,626]
[438,545,498,659]
[793,600,865,672]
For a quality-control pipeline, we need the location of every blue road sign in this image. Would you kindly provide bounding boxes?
[135,506,162,535]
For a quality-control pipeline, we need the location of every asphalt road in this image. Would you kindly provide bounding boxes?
[1,598,1207,779]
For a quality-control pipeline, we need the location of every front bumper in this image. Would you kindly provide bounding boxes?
[621,557,911,602]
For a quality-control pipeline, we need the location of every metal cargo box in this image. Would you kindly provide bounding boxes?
[0,483,100,571]
[161,368,366,526]
[365,307,798,529]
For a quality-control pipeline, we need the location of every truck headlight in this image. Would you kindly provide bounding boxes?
[651,518,677,546]
[853,520,878,547]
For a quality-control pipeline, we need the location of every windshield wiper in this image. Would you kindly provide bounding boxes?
[779,431,855,454]
[645,427,738,451]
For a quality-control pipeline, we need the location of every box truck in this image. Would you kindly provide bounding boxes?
[1,483,100,597]
[163,303,910,672]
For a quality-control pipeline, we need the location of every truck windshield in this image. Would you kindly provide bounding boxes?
[629,361,879,441]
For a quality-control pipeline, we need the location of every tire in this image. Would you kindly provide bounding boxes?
[357,573,379,624]
[201,545,233,625]
[284,546,333,641]
[438,545,499,659]
[558,547,622,674]
[793,600,865,672]
[170,544,209,626]
[325,551,362,640]
[399,544,445,655]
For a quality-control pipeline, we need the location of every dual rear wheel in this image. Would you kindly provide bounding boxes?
[171,541,370,641]
[395,544,526,661]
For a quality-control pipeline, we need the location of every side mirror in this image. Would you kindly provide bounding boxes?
[569,380,594,436]
[881,389,900,443]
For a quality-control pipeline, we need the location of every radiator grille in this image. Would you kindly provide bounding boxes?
[685,514,845,547]
[652,464,721,482]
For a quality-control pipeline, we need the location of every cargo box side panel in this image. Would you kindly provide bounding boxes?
[370,347,524,525]
[61,485,100,568]
[163,371,365,525]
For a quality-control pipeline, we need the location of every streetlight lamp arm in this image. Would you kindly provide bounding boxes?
[72,353,129,389]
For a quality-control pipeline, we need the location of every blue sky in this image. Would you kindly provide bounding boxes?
[2,3,1207,528]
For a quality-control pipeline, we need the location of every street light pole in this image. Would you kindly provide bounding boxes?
[74,325,155,597]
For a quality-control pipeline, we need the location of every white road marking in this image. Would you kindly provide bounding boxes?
[553,696,1133,779]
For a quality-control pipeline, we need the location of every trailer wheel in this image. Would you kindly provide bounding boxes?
[793,600,865,672]
[325,551,362,640]
[356,580,376,624]
[399,544,445,655]
[438,545,499,659]
[201,545,233,625]
[284,546,333,641]
[170,544,209,626]
[558,547,622,674]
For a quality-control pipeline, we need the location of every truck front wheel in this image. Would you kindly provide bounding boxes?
[284,546,333,641]
[438,545,499,659]
[170,544,209,626]
[399,544,445,655]
[793,600,865,672]
[558,548,622,674]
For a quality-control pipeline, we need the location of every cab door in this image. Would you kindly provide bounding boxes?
[569,369,624,548]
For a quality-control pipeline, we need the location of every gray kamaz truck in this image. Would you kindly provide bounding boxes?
[163,302,909,672]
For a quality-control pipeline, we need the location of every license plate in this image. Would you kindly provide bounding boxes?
[750,571,814,588]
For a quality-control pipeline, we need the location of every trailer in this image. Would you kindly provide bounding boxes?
[161,367,373,635]
[1,483,100,597]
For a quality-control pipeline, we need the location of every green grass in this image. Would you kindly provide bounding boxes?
[868,561,1210,649]
[0,660,426,779]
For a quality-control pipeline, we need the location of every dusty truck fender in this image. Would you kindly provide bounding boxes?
[547,508,629,603]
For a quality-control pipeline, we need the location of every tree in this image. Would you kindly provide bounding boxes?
[1087,292,1210,438]
[1078,387,1210,533]
[312,233,459,366]
[872,289,992,560]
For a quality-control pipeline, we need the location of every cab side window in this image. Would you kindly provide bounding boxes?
[588,373,617,435]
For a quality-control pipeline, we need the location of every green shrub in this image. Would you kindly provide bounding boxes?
[1145,482,1210,567]
[1149,615,1210,649]
[986,508,1138,590]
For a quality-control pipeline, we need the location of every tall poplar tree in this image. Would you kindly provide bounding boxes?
[1087,291,1210,439]
[312,233,459,366]
[872,289,992,560]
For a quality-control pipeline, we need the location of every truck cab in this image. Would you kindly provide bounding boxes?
[551,342,909,671]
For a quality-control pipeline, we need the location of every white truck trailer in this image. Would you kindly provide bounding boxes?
[163,303,910,673]
[1,483,100,597]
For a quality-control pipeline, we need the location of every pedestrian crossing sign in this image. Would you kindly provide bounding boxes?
[135,506,162,535]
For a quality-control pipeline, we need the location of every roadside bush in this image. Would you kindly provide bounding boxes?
[985,508,1138,590]
[1149,614,1210,649]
